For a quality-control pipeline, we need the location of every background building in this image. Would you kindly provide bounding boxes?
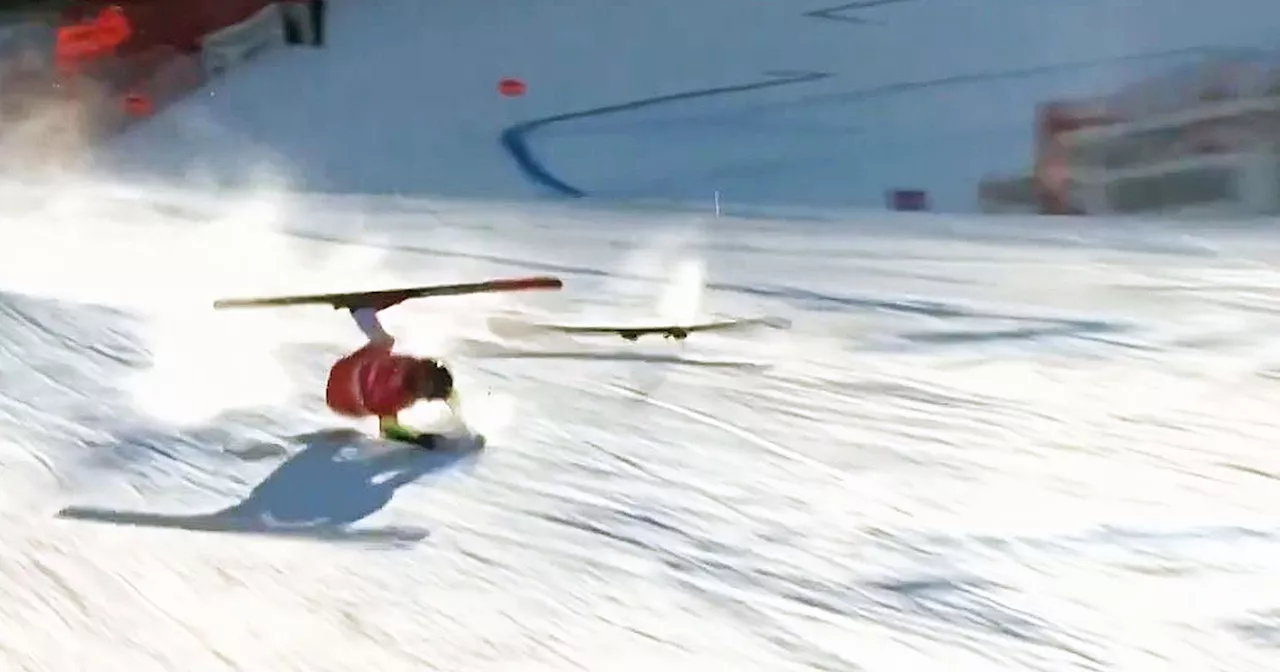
[980,52,1280,217]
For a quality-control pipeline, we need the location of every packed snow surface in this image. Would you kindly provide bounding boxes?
[2,185,1279,671]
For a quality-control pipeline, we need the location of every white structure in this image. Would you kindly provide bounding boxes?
[1058,57,1280,217]
[1061,94,1280,216]
[978,54,1280,217]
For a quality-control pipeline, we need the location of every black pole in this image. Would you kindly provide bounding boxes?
[310,0,326,47]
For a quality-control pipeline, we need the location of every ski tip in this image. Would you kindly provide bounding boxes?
[488,276,564,291]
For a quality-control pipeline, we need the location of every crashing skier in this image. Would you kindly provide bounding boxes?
[325,306,462,448]
[210,273,563,447]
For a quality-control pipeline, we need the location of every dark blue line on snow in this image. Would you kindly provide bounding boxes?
[499,71,832,198]
[792,44,1238,108]
[500,46,1224,199]
[804,0,914,25]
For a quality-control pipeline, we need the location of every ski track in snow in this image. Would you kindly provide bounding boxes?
[0,189,1279,671]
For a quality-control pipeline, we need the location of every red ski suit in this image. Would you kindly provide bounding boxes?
[325,340,420,417]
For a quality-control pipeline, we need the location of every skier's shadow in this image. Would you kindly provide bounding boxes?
[57,429,484,546]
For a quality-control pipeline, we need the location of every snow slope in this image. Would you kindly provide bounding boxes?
[91,0,1280,210]
[1,0,1280,670]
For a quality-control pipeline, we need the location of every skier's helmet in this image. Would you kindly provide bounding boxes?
[412,358,454,400]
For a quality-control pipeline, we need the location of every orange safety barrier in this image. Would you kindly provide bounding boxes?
[54,5,132,74]
[46,0,278,138]
[123,90,152,116]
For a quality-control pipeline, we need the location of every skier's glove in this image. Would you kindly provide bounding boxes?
[379,419,436,449]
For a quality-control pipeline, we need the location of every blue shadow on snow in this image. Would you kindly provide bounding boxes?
[57,429,484,546]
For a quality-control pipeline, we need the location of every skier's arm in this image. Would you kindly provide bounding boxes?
[352,307,393,345]
[443,387,473,433]
[445,388,463,417]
